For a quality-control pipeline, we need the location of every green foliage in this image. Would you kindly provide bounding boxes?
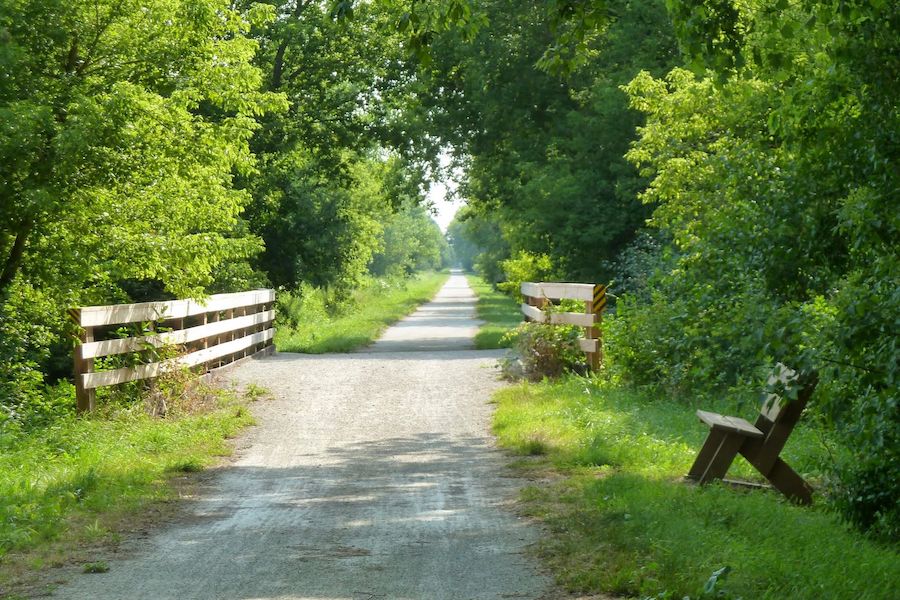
[446,206,509,284]
[0,0,284,422]
[370,203,449,278]
[502,322,584,382]
[497,251,556,298]
[0,0,283,298]
[82,562,110,574]
[421,0,678,284]
[0,284,76,433]
[247,149,389,293]
[240,0,438,297]
[616,0,899,538]
[446,216,481,271]
[492,376,900,598]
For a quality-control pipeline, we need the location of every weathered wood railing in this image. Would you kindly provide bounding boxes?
[70,289,276,412]
[520,282,608,370]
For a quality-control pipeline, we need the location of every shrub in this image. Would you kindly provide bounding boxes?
[502,321,583,381]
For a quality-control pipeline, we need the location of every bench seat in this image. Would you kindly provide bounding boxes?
[696,410,764,437]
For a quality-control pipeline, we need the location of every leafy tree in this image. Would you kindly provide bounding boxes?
[370,203,448,278]
[237,0,440,294]
[0,0,284,418]
[616,0,899,538]
[0,0,283,299]
[418,0,677,284]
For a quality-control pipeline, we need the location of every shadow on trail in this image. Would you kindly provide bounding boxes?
[59,434,539,600]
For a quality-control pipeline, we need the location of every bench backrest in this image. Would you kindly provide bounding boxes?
[747,371,818,473]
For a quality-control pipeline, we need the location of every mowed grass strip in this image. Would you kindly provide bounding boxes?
[0,389,257,592]
[493,376,900,599]
[466,275,521,349]
[275,271,449,354]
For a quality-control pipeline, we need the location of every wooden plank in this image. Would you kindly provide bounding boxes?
[83,328,274,390]
[80,310,275,359]
[83,361,162,390]
[180,328,274,368]
[520,304,596,327]
[688,429,728,481]
[77,289,275,327]
[759,457,813,505]
[697,410,763,437]
[520,303,547,322]
[698,432,743,483]
[578,338,599,353]
[521,282,595,302]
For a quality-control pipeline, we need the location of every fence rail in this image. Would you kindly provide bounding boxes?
[70,289,276,412]
[520,281,607,370]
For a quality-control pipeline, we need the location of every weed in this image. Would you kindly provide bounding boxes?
[242,383,269,401]
[82,520,108,542]
[520,434,551,456]
[82,561,109,574]
[501,321,583,381]
[166,458,205,473]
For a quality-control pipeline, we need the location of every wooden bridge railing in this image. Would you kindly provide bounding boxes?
[70,289,276,412]
[520,282,607,370]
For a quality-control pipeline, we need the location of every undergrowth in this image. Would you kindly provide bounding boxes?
[493,375,899,599]
[274,271,449,353]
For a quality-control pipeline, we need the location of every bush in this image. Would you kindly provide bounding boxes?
[0,284,76,434]
[502,321,584,381]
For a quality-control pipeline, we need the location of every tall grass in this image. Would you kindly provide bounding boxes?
[274,271,449,353]
[466,275,521,349]
[493,376,899,599]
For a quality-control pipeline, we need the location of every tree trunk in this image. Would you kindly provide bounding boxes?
[272,40,288,90]
[0,223,31,294]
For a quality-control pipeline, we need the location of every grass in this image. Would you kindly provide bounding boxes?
[0,385,257,595]
[493,375,900,599]
[275,271,449,353]
[466,275,521,349]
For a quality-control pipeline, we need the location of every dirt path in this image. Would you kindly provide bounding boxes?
[51,271,554,600]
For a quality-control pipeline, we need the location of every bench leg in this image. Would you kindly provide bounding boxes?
[763,458,813,505]
[688,430,743,484]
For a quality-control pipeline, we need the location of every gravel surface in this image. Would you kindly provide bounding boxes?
[50,272,554,600]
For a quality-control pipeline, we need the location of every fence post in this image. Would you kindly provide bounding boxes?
[587,284,607,371]
[70,309,96,413]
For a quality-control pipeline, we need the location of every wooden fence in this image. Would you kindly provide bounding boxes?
[70,289,276,412]
[520,282,607,370]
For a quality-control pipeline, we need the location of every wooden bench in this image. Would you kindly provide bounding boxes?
[687,366,817,504]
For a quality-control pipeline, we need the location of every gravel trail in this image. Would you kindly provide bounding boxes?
[51,271,553,600]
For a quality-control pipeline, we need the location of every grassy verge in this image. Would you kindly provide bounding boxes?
[274,271,449,353]
[493,376,899,599]
[0,384,261,595]
[466,275,521,349]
